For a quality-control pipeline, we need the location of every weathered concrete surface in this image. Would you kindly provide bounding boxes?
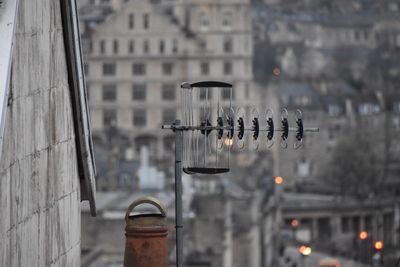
[0,0,81,266]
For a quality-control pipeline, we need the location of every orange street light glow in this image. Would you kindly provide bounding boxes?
[299,245,312,256]
[275,176,284,185]
[374,241,383,250]
[359,231,368,240]
[272,67,281,76]
[291,219,299,227]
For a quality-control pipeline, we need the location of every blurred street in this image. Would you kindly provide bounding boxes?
[283,246,369,267]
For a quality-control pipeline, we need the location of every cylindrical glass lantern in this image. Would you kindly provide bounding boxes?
[181,81,233,174]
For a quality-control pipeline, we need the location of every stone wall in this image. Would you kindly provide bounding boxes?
[0,0,81,266]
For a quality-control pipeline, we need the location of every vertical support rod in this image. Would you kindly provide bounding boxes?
[175,120,183,267]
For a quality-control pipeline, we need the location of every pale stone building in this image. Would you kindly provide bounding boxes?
[81,0,254,162]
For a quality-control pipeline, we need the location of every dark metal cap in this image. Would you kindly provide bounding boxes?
[180,82,191,89]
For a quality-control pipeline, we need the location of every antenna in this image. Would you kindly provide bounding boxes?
[162,81,319,267]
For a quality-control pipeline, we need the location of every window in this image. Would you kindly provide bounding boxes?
[84,63,89,76]
[143,13,149,29]
[162,84,175,100]
[199,12,209,31]
[113,39,118,54]
[172,39,178,54]
[102,63,116,75]
[143,40,149,54]
[129,13,134,29]
[102,84,116,101]
[358,103,380,115]
[355,31,360,41]
[103,109,117,127]
[363,30,369,40]
[163,135,175,151]
[129,40,135,54]
[393,102,400,113]
[328,126,335,140]
[132,84,146,100]
[200,40,207,51]
[223,61,232,75]
[159,40,165,54]
[222,87,232,100]
[162,62,174,75]
[133,109,146,126]
[222,11,232,30]
[200,62,209,75]
[84,40,93,54]
[375,33,381,42]
[352,217,360,233]
[132,63,146,75]
[100,40,105,54]
[328,105,341,116]
[295,96,311,106]
[223,37,233,53]
[162,109,176,124]
[365,215,373,232]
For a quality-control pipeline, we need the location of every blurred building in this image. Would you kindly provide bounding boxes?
[268,80,400,191]
[253,1,400,50]
[79,0,254,166]
[262,192,400,266]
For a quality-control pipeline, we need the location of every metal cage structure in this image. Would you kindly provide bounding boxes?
[181,81,233,174]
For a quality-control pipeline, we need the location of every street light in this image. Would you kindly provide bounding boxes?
[273,67,281,76]
[374,241,384,251]
[299,245,312,256]
[275,176,284,185]
[359,231,368,240]
[372,241,384,267]
[299,245,312,267]
[291,219,300,227]
[223,137,233,146]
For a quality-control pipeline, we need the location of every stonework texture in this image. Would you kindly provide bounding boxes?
[0,1,81,266]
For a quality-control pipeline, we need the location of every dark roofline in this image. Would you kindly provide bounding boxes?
[60,0,97,217]
[189,81,233,88]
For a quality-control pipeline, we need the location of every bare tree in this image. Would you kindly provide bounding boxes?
[321,128,381,199]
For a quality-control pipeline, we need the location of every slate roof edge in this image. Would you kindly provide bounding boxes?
[60,0,97,217]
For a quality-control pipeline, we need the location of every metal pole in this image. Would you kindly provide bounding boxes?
[175,120,183,267]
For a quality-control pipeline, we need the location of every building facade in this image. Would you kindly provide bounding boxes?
[80,0,254,163]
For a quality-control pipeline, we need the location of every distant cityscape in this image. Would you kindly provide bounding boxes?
[78,0,400,266]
